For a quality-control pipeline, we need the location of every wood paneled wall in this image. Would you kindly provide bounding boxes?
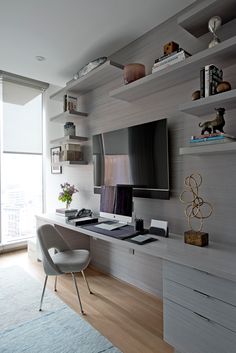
[47,3,236,296]
[77,10,236,245]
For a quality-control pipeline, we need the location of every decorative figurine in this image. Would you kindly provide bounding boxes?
[199,107,225,135]
[192,90,200,101]
[179,173,213,247]
[73,57,107,80]
[216,81,232,93]
[163,41,179,55]
[208,16,222,48]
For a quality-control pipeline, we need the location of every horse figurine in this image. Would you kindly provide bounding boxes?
[199,107,225,135]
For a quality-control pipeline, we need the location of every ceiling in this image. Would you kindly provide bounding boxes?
[0,0,195,87]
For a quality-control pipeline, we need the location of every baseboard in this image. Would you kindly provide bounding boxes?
[0,242,27,254]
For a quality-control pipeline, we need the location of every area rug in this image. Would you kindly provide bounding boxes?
[0,266,122,353]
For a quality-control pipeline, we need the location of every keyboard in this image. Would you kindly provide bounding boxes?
[95,222,127,231]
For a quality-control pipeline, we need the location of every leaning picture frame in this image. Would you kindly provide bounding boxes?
[51,146,62,174]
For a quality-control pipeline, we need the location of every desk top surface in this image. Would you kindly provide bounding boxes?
[36,213,236,283]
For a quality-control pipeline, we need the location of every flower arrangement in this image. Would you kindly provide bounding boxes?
[58,183,78,209]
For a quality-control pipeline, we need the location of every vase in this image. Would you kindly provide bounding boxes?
[64,122,76,136]
[123,63,146,85]
[66,201,71,209]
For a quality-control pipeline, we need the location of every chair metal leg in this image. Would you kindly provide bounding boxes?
[71,272,84,315]
[39,275,48,311]
[81,270,92,294]
[54,276,57,292]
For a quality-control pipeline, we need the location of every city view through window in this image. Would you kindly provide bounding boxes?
[1,153,42,243]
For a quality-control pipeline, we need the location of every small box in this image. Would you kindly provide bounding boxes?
[59,150,83,162]
[163,41,179,55]
[184,230,209,247]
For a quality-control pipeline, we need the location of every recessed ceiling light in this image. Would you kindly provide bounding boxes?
[36,56,46,61]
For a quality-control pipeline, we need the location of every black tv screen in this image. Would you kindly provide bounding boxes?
[92,118,169,199]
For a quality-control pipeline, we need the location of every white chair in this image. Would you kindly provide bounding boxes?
[37,224,92,314]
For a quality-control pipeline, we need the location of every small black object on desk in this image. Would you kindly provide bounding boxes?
[135,218,144,232]
[136,229,149,235]
[134,218,150,235]
[149,226,169,237]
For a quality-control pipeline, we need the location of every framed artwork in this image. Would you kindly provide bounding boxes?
[51,146,62,174]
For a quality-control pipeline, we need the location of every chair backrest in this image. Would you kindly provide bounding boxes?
[37,224,71,276]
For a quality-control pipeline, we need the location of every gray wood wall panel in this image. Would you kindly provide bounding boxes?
[47,2,236,295]
[90,238,163,297]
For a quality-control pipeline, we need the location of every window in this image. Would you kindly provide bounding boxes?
[0,78,46,245]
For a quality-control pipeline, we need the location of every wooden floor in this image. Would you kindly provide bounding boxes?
[0,250,174,353]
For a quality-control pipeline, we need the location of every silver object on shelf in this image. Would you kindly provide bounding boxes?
[208,16,222,48]
[73,57,107,80]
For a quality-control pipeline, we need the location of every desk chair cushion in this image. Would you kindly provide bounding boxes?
[51,249,90,273]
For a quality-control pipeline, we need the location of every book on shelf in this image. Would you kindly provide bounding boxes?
[154,48,191,64]
[152,50,190,73]
[191,133,236,140]
[189,138,234,146]
[200,67,205,98]
[189,133,236,146]
[56,208,78,217]
[63,95,77,112]
[62,143,81,152]
[200,64,223,98]
[59,150,83,162]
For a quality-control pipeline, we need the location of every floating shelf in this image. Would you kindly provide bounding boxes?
[179,89,236,117]
[50,110,88,124]
[50,135,88,145]
[177,0,235,38]
[109,35,236,102]
[179,141,236,155]
[50,60,124,101]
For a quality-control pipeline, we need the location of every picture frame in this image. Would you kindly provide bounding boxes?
[51,146,62,174]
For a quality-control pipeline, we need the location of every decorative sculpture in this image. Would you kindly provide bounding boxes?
[208,16,222,48]
[179,173,213,246]
[216,81,232,93]
[73,57,107,80]
[191,90,200,101]
[199,107,225,135]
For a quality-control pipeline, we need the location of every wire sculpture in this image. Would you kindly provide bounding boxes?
[179,173,213,232]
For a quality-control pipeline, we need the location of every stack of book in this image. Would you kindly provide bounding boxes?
[56,208,78,217]
[59,143,83,162]
[152,48,191,73]
[190,133,235,146]
[63,94,77,112]
[200,64,223,98]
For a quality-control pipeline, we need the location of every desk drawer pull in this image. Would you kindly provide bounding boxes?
[194,312,211,322]
[193,289,210,298]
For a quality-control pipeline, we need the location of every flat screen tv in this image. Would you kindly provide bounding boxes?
[92,118,169,199]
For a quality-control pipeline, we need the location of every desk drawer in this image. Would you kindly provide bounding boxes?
[163,279,236,332]
[164,299,236,353]
[163,260,236,306]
